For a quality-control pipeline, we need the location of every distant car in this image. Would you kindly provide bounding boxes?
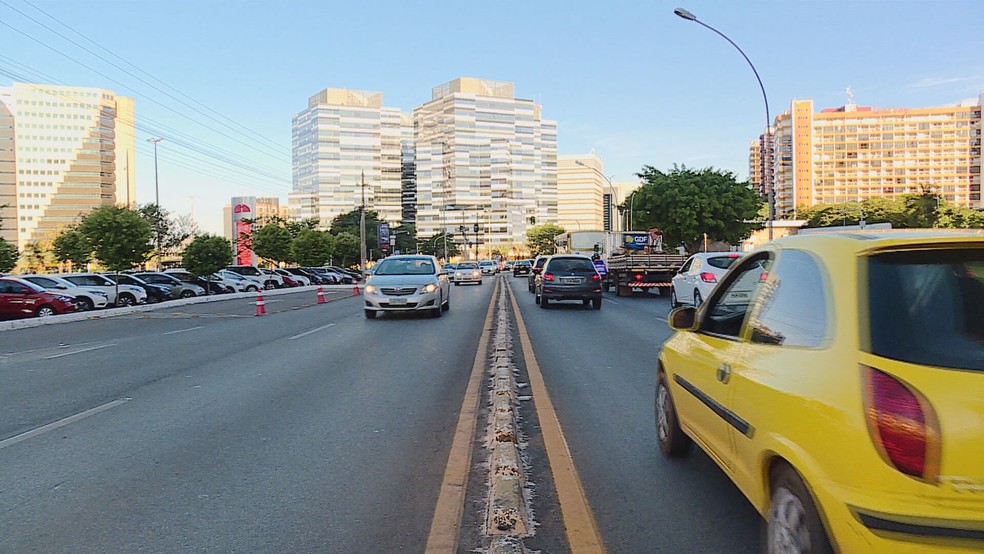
[453,262,482,285]
[259,268,285,288]
[326,265,363,282]
[134,272,206,299]
[280,268,313,286]
[0,277,77,318]
[479,260,497,275]
[226,266,280,290]
[164,269,231,294]
[105,273,171,303]
[512,259,532,277]
[656,231,984,553]
[534,255,603,309]
[59,273,147,306]
[217,269,263,292]
[362,255,450,319]
[527,255,549,292]
[670,252,745,308]
[442,263,459,282]
[19,274,110,311]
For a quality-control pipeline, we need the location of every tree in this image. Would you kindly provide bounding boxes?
[79,205,153,271]
[330,209,382,257]
[526,223,566,256]
[390,222,417,254]
[333,232,360,267]
[418,232,460,259]
[138,203,196,260]
[183,235,233,295]
[251,222,294,265]
[633,165,763,252]
[291,228,335,267]
[0,238,17,273]
[52,228,93,268]
[22,241,52,273]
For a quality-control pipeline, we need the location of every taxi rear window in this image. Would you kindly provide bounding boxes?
[867,247,984,371]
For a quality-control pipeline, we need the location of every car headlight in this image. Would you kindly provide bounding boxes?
[364,285,378,294]
[422,283,438,293]
[93,291,109,298]
[56,295,74,302]
[472,271,480,276]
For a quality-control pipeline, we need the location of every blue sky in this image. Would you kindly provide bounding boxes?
[2,0,982,234]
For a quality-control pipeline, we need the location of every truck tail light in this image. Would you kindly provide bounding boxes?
[591,274,601,281]
[699,272,717,283]
[543,273,554,281]
[635,274,643,281]
[862,366,940,480]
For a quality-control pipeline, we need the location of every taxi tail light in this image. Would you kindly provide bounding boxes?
[699,272,717,283]
[862,366,940,480]
[543,273,555,282]
[591,273,601,281]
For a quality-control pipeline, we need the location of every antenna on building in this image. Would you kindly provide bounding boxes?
[846,85,855,106]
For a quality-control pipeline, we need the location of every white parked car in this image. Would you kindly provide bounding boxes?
[362,255,450,319]
[275,268,310,286]
[670,252,745,308]
[19,274,110,311]
[58,272,148,307]
[217,270,263,292]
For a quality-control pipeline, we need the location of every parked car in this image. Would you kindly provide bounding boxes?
[670,252,745,308]
[453,261,482,285]
[527,255,549,292]
[362,255,450,319]
[297,267,334,285]
[217,269,263,292]
[226,266,280,289]
[512,259,532,277]
[0,277,77,318]
[326,265,363,282]
[104,273,171,303]
[58,273,147,306]
[656,231,984,553]
[278,268,312,286]
[19,274,110,311]
[534,255,603,309]
[134,272,206,299]
[164,269,231,294]
[259,268,285,288]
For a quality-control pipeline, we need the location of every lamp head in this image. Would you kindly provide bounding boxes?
[674,7,697,21]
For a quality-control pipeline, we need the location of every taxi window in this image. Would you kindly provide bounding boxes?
[867,247,984,371]
[747,250,828,347]
[700,253,770,339]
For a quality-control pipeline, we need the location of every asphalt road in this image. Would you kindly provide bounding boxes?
[0,278,762,553]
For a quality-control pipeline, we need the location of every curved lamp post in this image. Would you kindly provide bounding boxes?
[674,7,775,240]
[575,160,617,232]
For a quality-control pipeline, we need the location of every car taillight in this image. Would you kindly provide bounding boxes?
[862,366,940,480]
[699,272,717,283]
[543,273,554,281]
[760,272,769,282]
[591,273,601,281]
[635,274,643,281]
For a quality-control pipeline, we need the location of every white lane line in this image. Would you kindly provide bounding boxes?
[0,399,130,450]
[287,323,336,340]
[655,317,668,323]
[162,326,203,336]
[606,299,621,305]
[43,343,114,359]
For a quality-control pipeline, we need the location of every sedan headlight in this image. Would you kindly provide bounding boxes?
[472,271,480,276]
[55,295,74,302]
[364,285,378,294]
[422,283,438,293]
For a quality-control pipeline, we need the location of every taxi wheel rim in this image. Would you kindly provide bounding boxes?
[656,383,670,443]
[769,487,809,554]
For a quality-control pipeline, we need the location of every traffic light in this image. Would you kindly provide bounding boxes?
[473,223,479,233]
[529,216,536,225]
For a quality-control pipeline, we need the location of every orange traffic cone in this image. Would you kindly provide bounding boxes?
[316,285,326,304]
[352,284,361,296]
[254,292,267,316]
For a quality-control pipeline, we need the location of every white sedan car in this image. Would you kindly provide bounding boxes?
[669,252,744,308]
[453,262,482,285]
[362,255,450,319]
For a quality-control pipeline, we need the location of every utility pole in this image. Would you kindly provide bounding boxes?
[147,137,164,269]
[360,171,367,277]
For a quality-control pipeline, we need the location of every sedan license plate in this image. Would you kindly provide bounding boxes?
[388,297,407,305]
[561,277,582,284]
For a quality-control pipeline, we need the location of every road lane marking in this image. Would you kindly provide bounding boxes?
[606,299,620,305]
[508,280,607,553]
[655,316,667,323]
[0,399,130,450]
[287,323,336,340]
[425,279,500,553]
[43,343,114,359]
[162,326,203,335]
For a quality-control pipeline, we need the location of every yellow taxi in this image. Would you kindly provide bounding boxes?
[656,230,984,553]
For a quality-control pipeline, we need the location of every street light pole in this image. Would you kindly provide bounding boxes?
[576,160,618,232]
[147,137,164,269]
[359,171,367,276]
[674,7,774,240]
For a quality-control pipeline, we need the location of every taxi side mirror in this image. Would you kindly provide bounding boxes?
[668,307,698,331]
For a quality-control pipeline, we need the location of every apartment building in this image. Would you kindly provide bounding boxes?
[0,82,136,249]
[764,94,983,217]
[289,88,407,228]
[557,153,607,232]
[413,78,557,254]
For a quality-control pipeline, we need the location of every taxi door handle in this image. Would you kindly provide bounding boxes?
[717,364,732,384]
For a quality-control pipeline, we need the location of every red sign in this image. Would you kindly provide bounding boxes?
[233,204,251,214]
[236,220,253,265]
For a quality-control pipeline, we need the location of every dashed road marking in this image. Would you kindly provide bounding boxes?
[0,398,130,450]
[43,343,114,359]
[287,323,336,340]
[162,326,203,335]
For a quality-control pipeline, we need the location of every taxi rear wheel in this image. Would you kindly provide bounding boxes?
[656,375,691,457]
[767,464,833,554]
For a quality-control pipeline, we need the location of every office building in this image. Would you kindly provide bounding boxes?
[290,88,407,228]
[0,82,135,249]
[413,78,557,256]
[557,153,607,231]
[761,94,983,217]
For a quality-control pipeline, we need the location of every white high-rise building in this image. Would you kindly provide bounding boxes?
[0,82,135,249]
[413,78,557,257]
[557,153,607,232]
[290,88,407,228]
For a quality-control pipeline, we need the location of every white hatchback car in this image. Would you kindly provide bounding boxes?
[362,255,450,319]
[670,252,744,308]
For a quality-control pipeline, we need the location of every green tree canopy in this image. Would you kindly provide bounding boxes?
[632,165,763,252]
[52,228,93,267]
[797,191,983,230]
[138,203,197,258]
[251,222,294,265]
[0,238,17,273]
[418,232,461,259]
[329,209,381,252]
[526,223,566,256]
[333,232,361,267]
[183,235,233,294]
[291,228,335,267]
[78,205,153,272]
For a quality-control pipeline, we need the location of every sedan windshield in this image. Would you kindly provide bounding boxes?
[373,258,436,275]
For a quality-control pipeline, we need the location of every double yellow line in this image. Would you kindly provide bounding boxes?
[425,278,606,553]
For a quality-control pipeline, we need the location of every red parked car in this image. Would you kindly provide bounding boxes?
[0,277,77,319]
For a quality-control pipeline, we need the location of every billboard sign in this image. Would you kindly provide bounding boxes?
[621,232,650,250]
[230,196,256,265]
[378,223,391,251]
